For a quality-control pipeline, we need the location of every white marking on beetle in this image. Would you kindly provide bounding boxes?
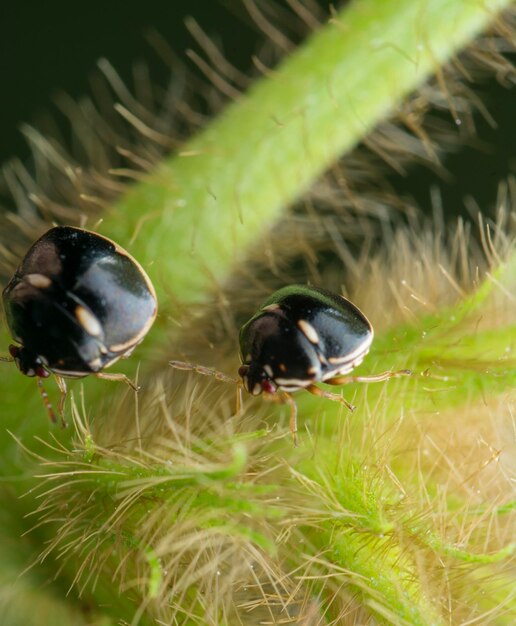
[322,364,355,379]
[276,384,305,392]
[75,305,103,337]
[274,377,311,389]
[88,357,103,371]
[262,303,281,312]
[50,368,89,378]
[322,354,369,380]
[120,344,136,359]
[24,273,52,289]
[297,319,319,344]
[328,356,349,365]
[252,383,262,396]
[264,364,274,378]
[327,357,359,373]
[327,334,373,365]
[108,338,138,353]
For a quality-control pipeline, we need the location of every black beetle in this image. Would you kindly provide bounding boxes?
[171,285,410,444]
[2,225,157,421]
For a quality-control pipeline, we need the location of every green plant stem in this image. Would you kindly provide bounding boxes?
[102,0,511,312]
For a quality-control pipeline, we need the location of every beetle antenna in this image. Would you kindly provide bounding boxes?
[0,355,14,362]
[170,360,243,417]
[169,360,240,385]
[36,378,57,424]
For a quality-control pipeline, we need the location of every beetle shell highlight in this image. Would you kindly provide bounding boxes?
[238,285,373,395]
[2,226,157,378]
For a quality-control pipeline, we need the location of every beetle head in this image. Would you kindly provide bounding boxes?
[238,363,277,396]
[9,345,49,378]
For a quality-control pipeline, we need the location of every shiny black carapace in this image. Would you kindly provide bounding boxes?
[171,285,410,445]
[238,285,374,396]
[2,226,157,421]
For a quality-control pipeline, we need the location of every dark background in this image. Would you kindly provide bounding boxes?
[0,1,261,161]
[0,1,514,215]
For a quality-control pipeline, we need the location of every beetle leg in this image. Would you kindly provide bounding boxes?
[235,385,244,417]
[54,375,68,427]
[285,393,298,446]
[305,384,356,412]
[95,371,140,392]
[0,355,14,362]
[37,378,58,424]
[326,369,412,386]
